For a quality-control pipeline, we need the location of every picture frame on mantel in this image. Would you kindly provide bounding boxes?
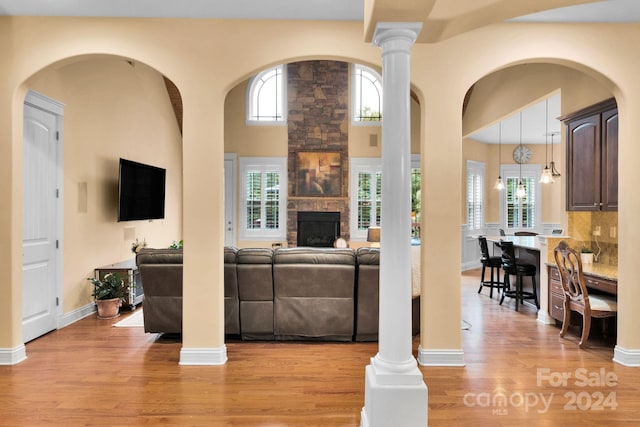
[296,151,341,196]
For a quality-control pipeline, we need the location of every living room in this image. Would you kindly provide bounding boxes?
[6,1,640,425]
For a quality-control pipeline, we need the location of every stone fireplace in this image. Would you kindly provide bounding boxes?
[297,211,340,247]
[286,60,350,246]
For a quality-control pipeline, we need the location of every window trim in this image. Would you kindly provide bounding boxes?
[239,157,287,241]
[246,65,287,126]
[499,164,542,233]
[350,155,420,241]
[466,160,485,231]
[350,158,382,241]
[351,64,382,127]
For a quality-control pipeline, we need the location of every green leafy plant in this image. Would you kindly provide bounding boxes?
[87,272,129,301]
[169,240,183,249]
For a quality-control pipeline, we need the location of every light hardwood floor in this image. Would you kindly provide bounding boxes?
[1,269,638,426]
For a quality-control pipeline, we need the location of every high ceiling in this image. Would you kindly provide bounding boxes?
[0,0,639,23]
[3,0,636,144]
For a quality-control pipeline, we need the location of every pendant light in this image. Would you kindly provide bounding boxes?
[494,121,505,190]
[515,112,527,198]
[540,98,555,184]
[549,132,561,177]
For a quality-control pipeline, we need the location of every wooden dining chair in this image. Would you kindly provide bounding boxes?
[553,241,617,348]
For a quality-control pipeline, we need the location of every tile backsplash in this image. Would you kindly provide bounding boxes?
[567,211,618,266]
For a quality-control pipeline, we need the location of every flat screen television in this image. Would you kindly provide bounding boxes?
[118,158,166,221]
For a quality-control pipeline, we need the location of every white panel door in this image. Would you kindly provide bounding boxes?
[22,102,58,343]
[224,157,236,247]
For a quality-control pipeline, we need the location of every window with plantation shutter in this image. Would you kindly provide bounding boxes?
[500,164,541,232]
[466,161,485,230]
[240,157,287,240]
[350,156,421,241]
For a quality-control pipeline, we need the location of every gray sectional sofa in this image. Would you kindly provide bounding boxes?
[136,246,420,341]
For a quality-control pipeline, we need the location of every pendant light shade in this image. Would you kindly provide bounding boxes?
[494,121,505,190]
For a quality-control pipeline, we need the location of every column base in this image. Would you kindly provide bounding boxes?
[361,362,427,427]
[613,345,640,366]
[179,346,227,365]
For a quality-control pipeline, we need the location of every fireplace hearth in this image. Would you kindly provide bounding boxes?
[297,211,340,247]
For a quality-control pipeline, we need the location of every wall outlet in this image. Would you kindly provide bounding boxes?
[593,225,601,236]
[610,226,617,238]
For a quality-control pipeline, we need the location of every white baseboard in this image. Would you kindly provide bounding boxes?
[59,302,96,328]
[417,346,465,366]
[613,346,640,367]
[0,345,27,365]
[179,346,228,365]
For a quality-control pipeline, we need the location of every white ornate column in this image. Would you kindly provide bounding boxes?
[361,22,427,427]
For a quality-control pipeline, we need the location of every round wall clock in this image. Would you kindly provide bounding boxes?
[513,145,532,164]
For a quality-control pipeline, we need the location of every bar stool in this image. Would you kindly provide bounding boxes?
[477,236,504,298]
[499,240,539,311]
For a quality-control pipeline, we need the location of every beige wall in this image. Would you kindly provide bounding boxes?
[3,16,640,360]
[224,65,421,248]
[26,57,183,313]
[462,63,613,227]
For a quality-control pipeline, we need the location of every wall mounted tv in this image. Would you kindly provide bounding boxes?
[118,158,166,221]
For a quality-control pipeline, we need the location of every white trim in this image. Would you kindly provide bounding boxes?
[351,64,383,126]
[0,345,27,365]
[613,346,640,367]
[466,160,485,232]
[179,346,228,365]
[224,153,237,247]
[350,158,382,241]
[59,302,97,328]
[246,65,287,125]
[499,163,542,233]
[239,157,287,241]
[417,346,465,366]
[24,89,65,115]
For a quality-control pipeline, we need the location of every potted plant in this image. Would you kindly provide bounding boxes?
[87,272,129,319]
[580,246,594,265]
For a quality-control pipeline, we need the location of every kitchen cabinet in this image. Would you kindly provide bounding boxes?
[563,98,618,211]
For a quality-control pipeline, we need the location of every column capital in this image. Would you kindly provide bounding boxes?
[372,22,422,49]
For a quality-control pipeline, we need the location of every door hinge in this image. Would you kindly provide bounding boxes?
[56,297,59,306]
[56,188,59,198]
[55,131,59,141]
[56,240,59,249]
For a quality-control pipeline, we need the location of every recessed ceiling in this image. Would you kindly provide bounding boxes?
[468,94,562,145]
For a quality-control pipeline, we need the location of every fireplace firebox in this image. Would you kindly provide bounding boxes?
[297,211,340,247]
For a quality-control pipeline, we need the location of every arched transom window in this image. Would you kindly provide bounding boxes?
[247,65,286,124]
[353,64,382,123]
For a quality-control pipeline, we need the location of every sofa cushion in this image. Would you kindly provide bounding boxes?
[273,247,355,340]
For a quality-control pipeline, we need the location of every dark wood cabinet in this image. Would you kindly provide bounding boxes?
[563,98,618,211]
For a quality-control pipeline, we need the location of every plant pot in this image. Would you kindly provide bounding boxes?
[96,298,122,319]
[580,253,594,265]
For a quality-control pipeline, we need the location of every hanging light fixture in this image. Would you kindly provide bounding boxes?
[549,132,561,177]
[516,111,527,198]
[540,98,555,184]
[494,121,505,190]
